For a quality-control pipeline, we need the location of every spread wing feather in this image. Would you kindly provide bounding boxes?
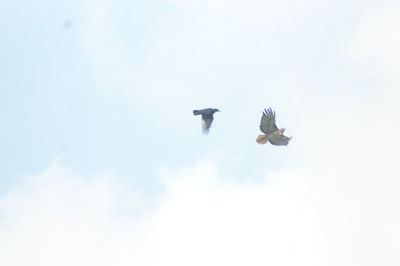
[194,108,213,116]
[269,135,292,146]
[260,108,278,134]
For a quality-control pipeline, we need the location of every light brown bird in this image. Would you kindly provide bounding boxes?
[256,108,292,145]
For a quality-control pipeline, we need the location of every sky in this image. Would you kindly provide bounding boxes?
[0,0,399,265]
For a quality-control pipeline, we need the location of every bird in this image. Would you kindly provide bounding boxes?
[193,108,220,134]
[256,107,292,145]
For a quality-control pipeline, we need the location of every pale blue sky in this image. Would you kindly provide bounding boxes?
[1,0,399,265]
[0,0,298,192]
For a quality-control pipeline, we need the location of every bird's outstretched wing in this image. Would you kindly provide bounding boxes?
[268,135,292,146]
[193,108,213,116]
[201,115,214,134]
[260,108,278,134]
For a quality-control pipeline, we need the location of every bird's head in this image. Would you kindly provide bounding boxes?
[213,108,220,113]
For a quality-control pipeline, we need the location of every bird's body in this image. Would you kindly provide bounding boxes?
[256,108,291,145]
[193,108,220,134]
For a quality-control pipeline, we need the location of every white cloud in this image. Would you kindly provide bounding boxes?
[0,156,333,266]
[0,158,145,266]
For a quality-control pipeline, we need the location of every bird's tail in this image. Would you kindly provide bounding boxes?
[193,110,200,115]
[202,128,209,135]
[256,135,268,144]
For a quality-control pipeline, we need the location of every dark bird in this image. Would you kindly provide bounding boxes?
[256,107,292,145]
[193,108,220,134]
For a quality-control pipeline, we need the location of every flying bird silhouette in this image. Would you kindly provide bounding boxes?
[193,108,220,134]
[256,107,292,145]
